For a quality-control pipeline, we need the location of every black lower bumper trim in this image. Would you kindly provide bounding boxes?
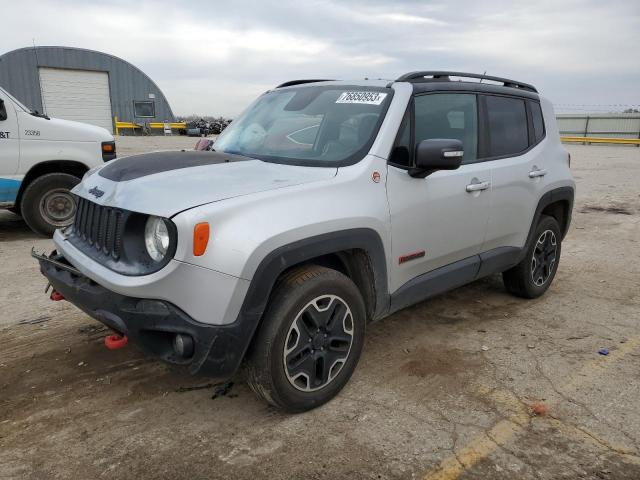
[36,251,251,379]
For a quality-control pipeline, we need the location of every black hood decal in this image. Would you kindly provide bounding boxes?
[99,150,253,182]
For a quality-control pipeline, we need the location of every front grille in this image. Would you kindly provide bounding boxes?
[72,197,125,260]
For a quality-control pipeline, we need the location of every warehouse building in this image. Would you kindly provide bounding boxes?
[0,46,175,133]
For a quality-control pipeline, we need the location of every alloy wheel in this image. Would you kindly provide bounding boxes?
[531,229,557,286]
[283,295,354,392]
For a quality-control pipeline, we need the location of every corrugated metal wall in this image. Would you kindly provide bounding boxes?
[0,46,175,129]
[557,114,640,139]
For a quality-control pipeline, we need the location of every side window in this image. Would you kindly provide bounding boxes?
[530,101,545,143]
[133,101,155,118]
[414,93,478,163]
[485,96,528,156]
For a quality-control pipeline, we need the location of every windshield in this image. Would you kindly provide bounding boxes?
[214,85,393,166]
[0,86,31,113]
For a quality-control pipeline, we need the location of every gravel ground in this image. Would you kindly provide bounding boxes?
[0,141,639,480]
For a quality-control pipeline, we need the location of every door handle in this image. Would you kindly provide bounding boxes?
[528,168,547,178]
[466,181,490,192]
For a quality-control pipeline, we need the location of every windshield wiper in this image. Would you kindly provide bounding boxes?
[223,150,264,162]
[30,110,50,120]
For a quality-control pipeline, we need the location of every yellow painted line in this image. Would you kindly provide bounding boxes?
[426,412,530,480]
[546,417,640,462]
[562,336,640,391]
[561,136,640,145]
[423,336,640,480]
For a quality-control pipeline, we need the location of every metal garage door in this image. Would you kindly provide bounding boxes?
[38,68,113,133]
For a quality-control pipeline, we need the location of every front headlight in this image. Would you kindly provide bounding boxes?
[145,216,170,262]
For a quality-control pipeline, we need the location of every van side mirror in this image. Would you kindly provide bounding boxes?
[409,139,464,178]
[0,100,7,121]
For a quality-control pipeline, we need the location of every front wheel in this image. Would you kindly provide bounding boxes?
[245,266,366,412]
[503,215,562,298]
[20,173,80,236]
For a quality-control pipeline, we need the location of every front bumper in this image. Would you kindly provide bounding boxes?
[52,229,248,327]
[36,251,253,378]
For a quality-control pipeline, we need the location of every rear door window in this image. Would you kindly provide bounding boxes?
[485,96,528,157]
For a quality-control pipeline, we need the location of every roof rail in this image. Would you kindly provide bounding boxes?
[276,79,334,88]
[395,71,538,93]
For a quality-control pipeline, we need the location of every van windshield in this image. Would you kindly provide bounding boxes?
[214,85,393,166]
[0,87,31,113]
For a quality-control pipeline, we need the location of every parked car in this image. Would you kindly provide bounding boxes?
[0,86,115,235]
[35,72,574,412]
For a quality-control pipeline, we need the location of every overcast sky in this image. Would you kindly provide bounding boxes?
[3,0,639,116]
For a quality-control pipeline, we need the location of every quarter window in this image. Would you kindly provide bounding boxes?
[485,96,528,156]
[530,101,545,143]
[389,108,412,167]
[414,93,478,163]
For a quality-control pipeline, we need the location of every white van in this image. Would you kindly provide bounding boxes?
[0,86,115,235]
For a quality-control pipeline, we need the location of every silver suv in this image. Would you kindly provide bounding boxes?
[36,72,575,412]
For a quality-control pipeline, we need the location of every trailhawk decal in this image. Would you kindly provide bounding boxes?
[335,91,388,105]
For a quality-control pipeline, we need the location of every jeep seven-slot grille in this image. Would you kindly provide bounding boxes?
[72,197,124,259]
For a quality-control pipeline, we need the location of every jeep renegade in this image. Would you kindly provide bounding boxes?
[35,72,575,412]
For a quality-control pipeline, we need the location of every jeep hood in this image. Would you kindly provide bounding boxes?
[74,150,337,217]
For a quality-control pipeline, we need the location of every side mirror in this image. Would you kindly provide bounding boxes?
[0,100,7,121]
[409,139,464,178]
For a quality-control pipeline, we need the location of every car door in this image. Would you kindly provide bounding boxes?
[0,90,21,205]
[386,92,491,293]
[480,95,544,252]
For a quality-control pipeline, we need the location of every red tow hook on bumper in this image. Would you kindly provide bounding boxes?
[50,290,65,301]
[105,334,128,350]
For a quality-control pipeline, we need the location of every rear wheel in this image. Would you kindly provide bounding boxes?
[502,215,562,298]
[245,265,366,412]
[20,173,80,236]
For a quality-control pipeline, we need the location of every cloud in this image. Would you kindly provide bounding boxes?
[374,12,447,25]
[1,0,638,115]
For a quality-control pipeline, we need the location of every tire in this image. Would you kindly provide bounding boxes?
[245,265,366,412]
[8,206,21,216]
[502,215,562,299]
[20,173,80,236]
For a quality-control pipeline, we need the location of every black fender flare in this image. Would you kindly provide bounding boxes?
[206,228,389,379]
[518,186,574,263]
[241,228,389,323]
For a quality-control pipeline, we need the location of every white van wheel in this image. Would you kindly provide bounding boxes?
[20,173,80,236]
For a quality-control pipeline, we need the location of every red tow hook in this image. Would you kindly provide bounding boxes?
[50,290,65,301]
[105,334,128,350]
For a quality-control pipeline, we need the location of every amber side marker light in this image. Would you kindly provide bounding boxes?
[193,223,210,256]
[101,141,117,161]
